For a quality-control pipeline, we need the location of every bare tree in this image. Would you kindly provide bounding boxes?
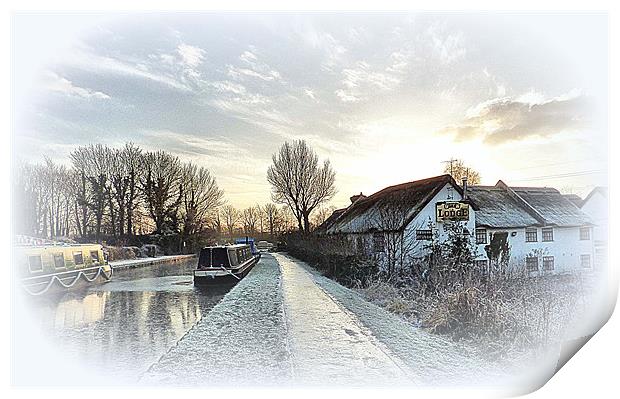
[180,162,224,239]
[222,205,239,239]
[242,206,260,235]
[141,151,183,234]
[277,205,297,234]
[210,207,223,236]
[311,205,336,230]
[267,140,336,233]
[262,203,280,238]
[122,143,143,236]
[443,159,481,185]
[13,162,47,236]
[70,144,111,241]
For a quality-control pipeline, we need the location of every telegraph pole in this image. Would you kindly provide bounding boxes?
[442,158,457,176]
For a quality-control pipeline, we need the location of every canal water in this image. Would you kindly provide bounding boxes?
[19,259,231,384]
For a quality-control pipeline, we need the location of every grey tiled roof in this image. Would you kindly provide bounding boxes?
[513,187,592,227]
[469,184,593,228]
[467,186,539,228]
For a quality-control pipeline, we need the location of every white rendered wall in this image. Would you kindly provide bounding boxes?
[403,182,477,257]
[475,226,595,274]
[581,191,608,245]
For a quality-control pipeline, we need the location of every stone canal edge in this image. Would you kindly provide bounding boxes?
[140,253,508,387]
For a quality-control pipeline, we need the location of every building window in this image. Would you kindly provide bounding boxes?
[373,233,385,253]
[580,227,591,240]
[73,252,84,266]
[526,256,539,272]
[581,254,591,269]
[475,228,487,244]
[53,253,65,269]
[542,228,554,242]
[90,250,100,264]
[28,255,43,272]
[543,256,554,271]
[416,229,432,241]
[525,228,538,242]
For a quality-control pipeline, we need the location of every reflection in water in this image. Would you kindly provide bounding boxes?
[24,259,230,383]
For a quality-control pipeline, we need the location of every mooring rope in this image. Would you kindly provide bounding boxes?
[219,266,241,280]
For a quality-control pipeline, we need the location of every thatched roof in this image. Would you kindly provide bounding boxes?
[469,182,593,228]
[324,174,464,234]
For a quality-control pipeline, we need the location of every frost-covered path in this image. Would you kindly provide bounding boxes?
[276,254,413,385]
[141,253,507,388]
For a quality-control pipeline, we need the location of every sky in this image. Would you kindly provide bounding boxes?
[12,13,608,209]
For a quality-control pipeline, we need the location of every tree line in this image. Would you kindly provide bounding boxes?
[13,141,337,246]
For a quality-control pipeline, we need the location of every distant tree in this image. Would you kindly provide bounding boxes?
[141,151,183,234]
[123,143,144,236]
[262,203,280,238]
[443,159,481,185]
[211,207,223,236]
[180,162,224,239]
[13,162,48,236]
[222,205,239,238]
[311,205,336,230]
[267,140,337,233]
[70,144,111,240]
[277,205,297,234]
[241,206,260,235]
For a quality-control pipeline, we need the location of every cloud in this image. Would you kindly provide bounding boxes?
[295,24,347,71]
[335,61,401,103]
[303,88,317,100]
[422,22,467,65]
[440,90,590,144]
[335,89,359,103]
[227,48,282,82]
[177,43,205,68]
[64,46,192,92]
[43,71,110,100]
[138,129,249,159]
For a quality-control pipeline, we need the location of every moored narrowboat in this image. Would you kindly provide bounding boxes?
[16,243,113,296]
[193,244,259,285]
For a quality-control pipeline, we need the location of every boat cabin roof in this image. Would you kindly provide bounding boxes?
[203,244,249,250]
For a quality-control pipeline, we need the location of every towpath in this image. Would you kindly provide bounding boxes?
[141,253,509,387]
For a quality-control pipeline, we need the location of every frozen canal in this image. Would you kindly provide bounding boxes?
[17,258,230,384]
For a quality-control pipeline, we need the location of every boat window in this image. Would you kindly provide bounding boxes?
[198,248,211,267]
[53,253,65,269]
[90,251,100,264]
[73,252,84,265]
[28,255,43,272]
[211,248,229,267]
[229,249,238,266]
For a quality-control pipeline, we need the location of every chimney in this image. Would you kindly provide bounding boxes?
[462,177,468,200]
[350,192,366,204]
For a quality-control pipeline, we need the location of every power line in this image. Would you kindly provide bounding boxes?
[510,169,606,182]
[509,158,601,172]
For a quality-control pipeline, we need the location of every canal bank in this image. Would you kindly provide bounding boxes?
[110,254,196,271]
[142,253,513,388]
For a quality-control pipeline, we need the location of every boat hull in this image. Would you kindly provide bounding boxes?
[21,265,113,296]
[193,256,259,286]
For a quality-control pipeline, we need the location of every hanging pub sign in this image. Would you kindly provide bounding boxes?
[435,201,470,222]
